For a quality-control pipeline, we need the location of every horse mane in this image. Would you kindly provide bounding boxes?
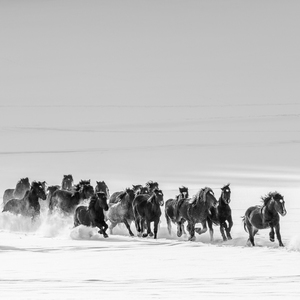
[222,183,230,190]
[190,187,213,205]
[261,191,283,205]
[79,179,91,186]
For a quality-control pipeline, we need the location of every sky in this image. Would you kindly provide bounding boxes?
[0,0,300,198]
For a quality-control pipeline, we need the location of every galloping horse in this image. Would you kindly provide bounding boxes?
[165,186,189,235]
[61,175,73,191]
[133,188,164,239]
[176,187,218,241]
[3,181,47,219]
[106,188,136,236]
[207,184,233,241]
[49,183,94,214]
[242,192,287,247]
[74,192,109,238]
[3,177,31,205]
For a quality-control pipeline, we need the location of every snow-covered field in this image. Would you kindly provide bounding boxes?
[1,188,300,300]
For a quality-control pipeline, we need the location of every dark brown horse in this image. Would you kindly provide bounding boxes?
[106,188,136,236]
[61,175,73,191]
[242,192,287,247]
[133,188,164,239]
[3,177,31,205]
[207,184,233,241]
[74,192,109,238]
[165,186,189,235]
[3,181,46,219]
[176,187,218,241]
[49,183,94,214]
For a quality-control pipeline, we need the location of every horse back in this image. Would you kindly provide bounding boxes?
[3,189,14,204]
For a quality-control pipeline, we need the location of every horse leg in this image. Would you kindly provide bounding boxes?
[165,211,172,235]
[275,224,284,247]
[226,216,233,240]
[206,218,214,242]
[123,219,134,237]
[143,220,151,238]
[96,221,109,238]
[219,222,227,241]
[153,219,159,239]
[177,220,183,237]
[134,216,142,237]
[187,222,196,241]
[269,226,275,242]
[109,222,117,234]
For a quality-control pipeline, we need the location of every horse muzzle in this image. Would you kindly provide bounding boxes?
[280,209,287,216]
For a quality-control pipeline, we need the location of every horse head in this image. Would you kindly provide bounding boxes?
[202,187,218,209]
[179,186,189,199]
[81,183,94,199]
[132,184,143,195]
[272,192,287,216]
[32,181,47,200]
[145,181,159,193]
[148,188,164,206]
[95,181,110,198]
[221,184,231,204]
[15,177,30,194]
[62,174,73,191]
[96,192,109,211]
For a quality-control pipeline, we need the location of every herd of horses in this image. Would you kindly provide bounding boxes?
[1,175,287,247]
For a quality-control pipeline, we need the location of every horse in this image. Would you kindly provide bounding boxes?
[49,183,94,214]
[207,184,233,241]
[106,187,136,236]
[95,181,110,198]
[3,177,31,205]
[3,181,47,219]
[165,186,189,235]
[74,192,109,238]
[61,175,73,191]
[133,188,164,239]
[242,191,287,247]
[176,187,218,241]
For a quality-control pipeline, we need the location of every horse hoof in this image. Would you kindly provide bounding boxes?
[188,236,196,241]
[270,237,275,242]
[103,234,109,238]
[177,231,182,237]
[142,233,148,238]
[137,232,143,237]
[227,236,232,240]
[149,232,154,237]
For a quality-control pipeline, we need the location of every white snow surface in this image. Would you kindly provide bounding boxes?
[1,199,300,299]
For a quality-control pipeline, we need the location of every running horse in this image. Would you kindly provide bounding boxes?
[106,187,136,236]
[133,187,164,239]
[165,186,189,235]
[176,187,217,241]
[74,192,109,238]
[242,191,287,247]
[207,184,233,241]
[3,181,47,219]
[3,177,31,205]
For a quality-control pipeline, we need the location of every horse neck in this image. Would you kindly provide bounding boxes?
[263,199,276,214]
[26,188,39,205]
[218,195,227,207]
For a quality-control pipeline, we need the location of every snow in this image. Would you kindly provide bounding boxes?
[1,198,300,299]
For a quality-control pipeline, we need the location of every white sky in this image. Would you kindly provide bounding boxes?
[0,0,300,194]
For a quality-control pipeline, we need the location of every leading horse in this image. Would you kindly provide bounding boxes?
[3,181,47,219]
[242,191,287,247]
[176,187,217,241]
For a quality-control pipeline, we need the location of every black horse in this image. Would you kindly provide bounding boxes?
[61,174,73,191]
[106,187,136,236]
[3,177,31,205]
[133,188,164,239]
[207,184,233,241]
[74,192,109,238]
[242,191,287,247]
[165,186,189,235]
[49,183,94,214]
[176,187,218,241]
[3,181,47,219]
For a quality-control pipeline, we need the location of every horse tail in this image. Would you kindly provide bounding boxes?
[241,215,248,233]
[165,209,172,235]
